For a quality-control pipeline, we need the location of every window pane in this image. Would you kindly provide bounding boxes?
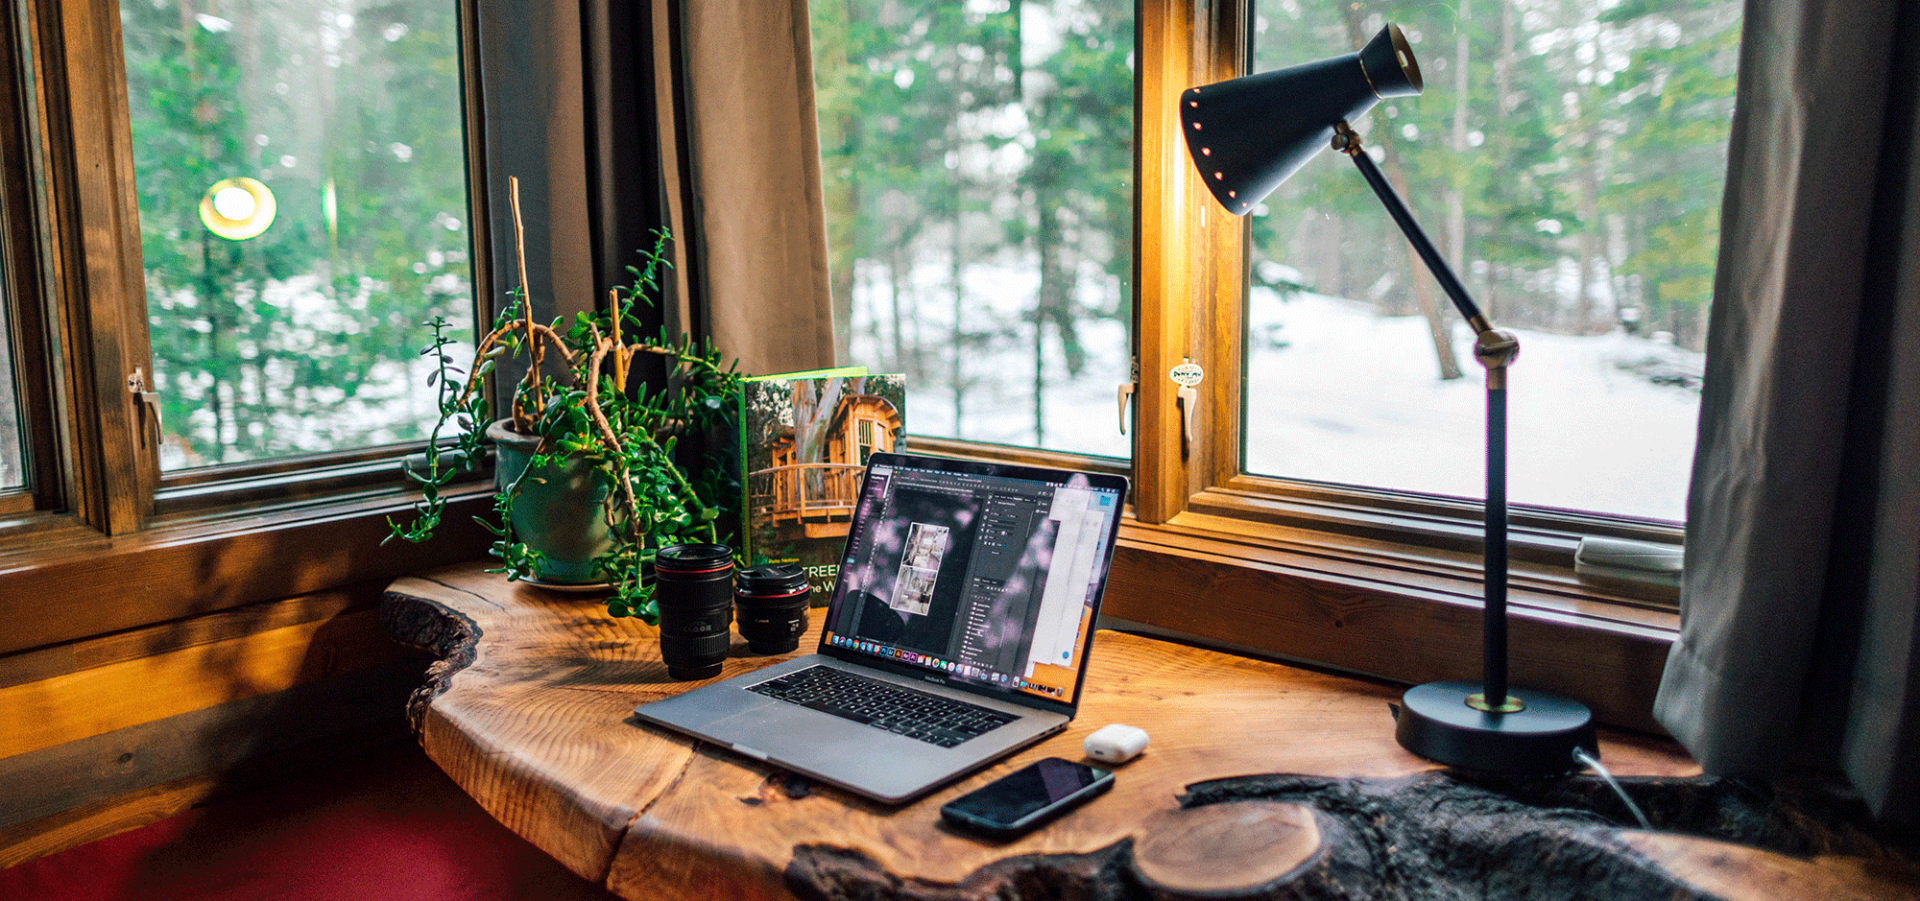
[1243,1,1738,522]
[1,279,22,490]
[813,0,1134,458]
[121,0,473,471]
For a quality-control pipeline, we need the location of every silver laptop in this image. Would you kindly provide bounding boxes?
[634,451,1128,803]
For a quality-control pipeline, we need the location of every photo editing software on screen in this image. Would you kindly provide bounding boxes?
[823,461,1121,703]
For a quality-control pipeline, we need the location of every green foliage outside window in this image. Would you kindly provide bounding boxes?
[121,0,474,470]
[1250,0,1739,352]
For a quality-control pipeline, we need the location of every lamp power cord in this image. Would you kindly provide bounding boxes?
[1573,747,1653,830]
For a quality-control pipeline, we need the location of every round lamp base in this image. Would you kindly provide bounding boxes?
[1394,681,1597,776]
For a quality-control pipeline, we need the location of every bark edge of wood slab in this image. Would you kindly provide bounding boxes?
[381,586,482,734]
[782,772,1913,901]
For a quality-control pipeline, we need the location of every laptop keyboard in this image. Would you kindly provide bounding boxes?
[748,665,1018,748]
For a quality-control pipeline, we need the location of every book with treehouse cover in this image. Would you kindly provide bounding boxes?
[737,369,906,602]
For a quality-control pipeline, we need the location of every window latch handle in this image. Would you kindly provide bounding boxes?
[1176,385,1198,446]
[1117,382,1134,435]
[1169,359,1204,448]
[127,368,162,448]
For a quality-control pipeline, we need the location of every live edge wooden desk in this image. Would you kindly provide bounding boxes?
[383,563,1913,901]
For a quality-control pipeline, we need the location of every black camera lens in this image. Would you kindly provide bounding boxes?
[734,563,811,655]
[652,543,736,680]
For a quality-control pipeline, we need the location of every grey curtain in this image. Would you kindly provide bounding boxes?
[1655,0,1920,829]
[472,0,838,377]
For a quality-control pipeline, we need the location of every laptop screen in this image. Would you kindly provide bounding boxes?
[820,453,1127,709]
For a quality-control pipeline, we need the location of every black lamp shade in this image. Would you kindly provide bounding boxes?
[1181,24,1424,216]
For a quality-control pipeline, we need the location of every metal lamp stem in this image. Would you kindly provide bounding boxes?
[1335,123,1486,327]
[1335,122,1518,710]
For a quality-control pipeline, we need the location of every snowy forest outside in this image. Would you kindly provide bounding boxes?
[817,0,1735,523]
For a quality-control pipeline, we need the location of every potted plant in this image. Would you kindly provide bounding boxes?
[388,178,740,623]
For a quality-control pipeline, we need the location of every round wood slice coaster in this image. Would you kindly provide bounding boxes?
[1130,801,1323,899]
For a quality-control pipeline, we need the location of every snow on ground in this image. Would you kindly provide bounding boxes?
[857,260,1702,523]
[1240,289,1700,522]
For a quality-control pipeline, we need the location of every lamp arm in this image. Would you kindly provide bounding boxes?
[1333,124,1492,331]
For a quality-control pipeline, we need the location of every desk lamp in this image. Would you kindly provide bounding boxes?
[1179,24,1597,775]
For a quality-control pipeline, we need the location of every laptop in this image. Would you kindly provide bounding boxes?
[634,451,1128,803]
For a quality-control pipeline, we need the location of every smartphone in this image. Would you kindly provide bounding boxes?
[939,757,1114,839]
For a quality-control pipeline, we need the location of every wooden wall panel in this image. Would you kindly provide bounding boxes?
[0,591,364,691]
[0,580,435,865]
[0,663,419,836]
[0,600,402,759]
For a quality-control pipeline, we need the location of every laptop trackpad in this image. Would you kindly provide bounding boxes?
[712,701,886,760]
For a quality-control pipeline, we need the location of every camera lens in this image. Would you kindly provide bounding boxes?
[734,563,811,655]
[652,543,736,680]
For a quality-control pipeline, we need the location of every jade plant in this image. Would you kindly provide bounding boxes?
[388,181,740,622]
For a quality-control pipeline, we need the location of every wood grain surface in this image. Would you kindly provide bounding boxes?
[383,562,1911,901]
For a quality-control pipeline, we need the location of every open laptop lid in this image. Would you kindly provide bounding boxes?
[814,452,1129,717]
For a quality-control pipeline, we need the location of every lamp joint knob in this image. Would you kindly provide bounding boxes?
[1331,121,1364,157]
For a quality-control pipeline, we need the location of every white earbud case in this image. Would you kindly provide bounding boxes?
[1083,723,1150,764]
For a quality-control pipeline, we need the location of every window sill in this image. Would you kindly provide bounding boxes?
[1102,511,1678,735]
[1193,480,1683,604]
[153,443,490,519]
[14,432,1679,730]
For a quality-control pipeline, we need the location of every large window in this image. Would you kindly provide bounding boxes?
[119,0,474,472]
[815,0,1734,531]
[0,0,481,542]
[1241,1,1739,523]
[812,0,1135,459]
[811,0,1739,710]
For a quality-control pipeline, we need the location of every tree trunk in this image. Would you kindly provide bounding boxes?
[887,251,906,372]
[1339,6,1463,382]
[951,214,966,437]
[0,337,19,485]
[1034,190,1065,446]
[820,0,860,357]
[1498,0,1516,120]
[1446,0,1470,278]
[1577,88,1604,333]
[1031,310,1045,447]
[1490,0,1516,325]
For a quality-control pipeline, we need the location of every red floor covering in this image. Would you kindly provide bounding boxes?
[0,744,622,901]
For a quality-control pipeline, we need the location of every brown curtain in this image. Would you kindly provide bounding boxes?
[1655,0,1920,830]
[650,0,841,376]
[472,0,838,378]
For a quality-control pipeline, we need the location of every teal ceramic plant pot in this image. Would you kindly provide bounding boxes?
[487,419,615,585]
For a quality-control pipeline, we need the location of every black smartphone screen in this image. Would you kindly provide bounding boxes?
[941,758,1113,836]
